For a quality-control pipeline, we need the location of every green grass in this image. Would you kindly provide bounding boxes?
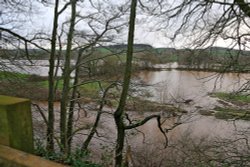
[38,79,110,98]
[214,106,250,120]
[78,81,113,100]
[125,97,187,113]
[210,92,250,120]
[36,80,64,90]
[96,47,112,54]
[0,71,114,100]
[212,92,250,105]
[0,71,29,81]
[80,82,101,91]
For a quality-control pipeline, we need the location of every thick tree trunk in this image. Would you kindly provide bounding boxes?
[60,0,77,153]
[47,0,59,152]
[114,116,126,167]
[114,0,137,166]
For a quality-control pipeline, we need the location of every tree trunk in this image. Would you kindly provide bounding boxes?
[114,0,137,166]
[47,0,59,152]
[81,82,116,150]
[114,117,126,167]
[66,48,82,154]
[81,106,102,151]
[60,0,77,153]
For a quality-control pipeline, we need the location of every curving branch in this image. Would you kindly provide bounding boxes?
[32,103,48,126]
[124,114,160,130]
[125,114,168,148]
[0,27,49,53]
[81,82,118,150]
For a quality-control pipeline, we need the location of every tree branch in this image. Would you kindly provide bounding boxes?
[235,0,250,17]
[125,114,168,148]
[0,27,49,53]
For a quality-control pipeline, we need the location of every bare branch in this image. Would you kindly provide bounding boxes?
[125,114,168,148]
[0,27,49,53]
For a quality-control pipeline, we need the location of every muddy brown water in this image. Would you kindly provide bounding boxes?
[30,66,250,165]
[138,70,250,107]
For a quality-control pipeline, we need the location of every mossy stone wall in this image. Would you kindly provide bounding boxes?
[0,95,34,153]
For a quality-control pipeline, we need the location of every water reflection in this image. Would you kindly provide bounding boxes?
[139,70,250,108]
[1,59,76,76]
[134,69,250,148]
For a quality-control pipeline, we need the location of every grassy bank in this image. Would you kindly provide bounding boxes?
[0,71,105,101]
[212,92,250,105]
[0,71,184,114]
[214,106,250,120]
[0,71,61,100]
[125,97,187,113]
[210,92,250,120]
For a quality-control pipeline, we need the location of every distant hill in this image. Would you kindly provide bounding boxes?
[1,45,250,64]
[98,44,153,52]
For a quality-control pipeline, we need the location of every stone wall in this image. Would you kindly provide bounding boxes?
[0,95,68,167]
[0,95,34,153]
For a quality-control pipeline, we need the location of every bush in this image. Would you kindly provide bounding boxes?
[35,140,101,167]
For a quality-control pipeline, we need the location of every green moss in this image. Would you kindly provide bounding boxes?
[0,97,34,153]
[0,106,10,146]
[0,95,29,105]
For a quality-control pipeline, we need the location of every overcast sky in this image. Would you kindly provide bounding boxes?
[31,2,173,48]
[1,0,239,49]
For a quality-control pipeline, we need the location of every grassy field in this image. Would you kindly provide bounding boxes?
[0,71,107,101]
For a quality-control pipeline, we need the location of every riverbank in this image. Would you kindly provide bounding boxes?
[143,64,250,73]
[3,70,250,166]
[198,92,250,121]
[0,71,185,114]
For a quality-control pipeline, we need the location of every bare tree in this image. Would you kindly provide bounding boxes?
[47,0,59,153]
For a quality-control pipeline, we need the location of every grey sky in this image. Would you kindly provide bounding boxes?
[1,0,242,49]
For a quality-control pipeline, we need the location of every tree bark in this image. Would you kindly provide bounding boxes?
[82,82,116,150]
[60,0,77,153]
[66,48,82,154]
[47,0,59,152]
[114,0,137,166]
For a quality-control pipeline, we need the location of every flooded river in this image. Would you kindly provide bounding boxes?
[6,60,250,165]
[74,69,250,165]
[136,69,250,135]
[139,69,250,110]
[1,59,75,76]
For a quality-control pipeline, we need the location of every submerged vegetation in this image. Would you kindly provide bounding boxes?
[2,0,250,166]
[213,92,250,105]
[214,106,250,120]
[208,92,250,120]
